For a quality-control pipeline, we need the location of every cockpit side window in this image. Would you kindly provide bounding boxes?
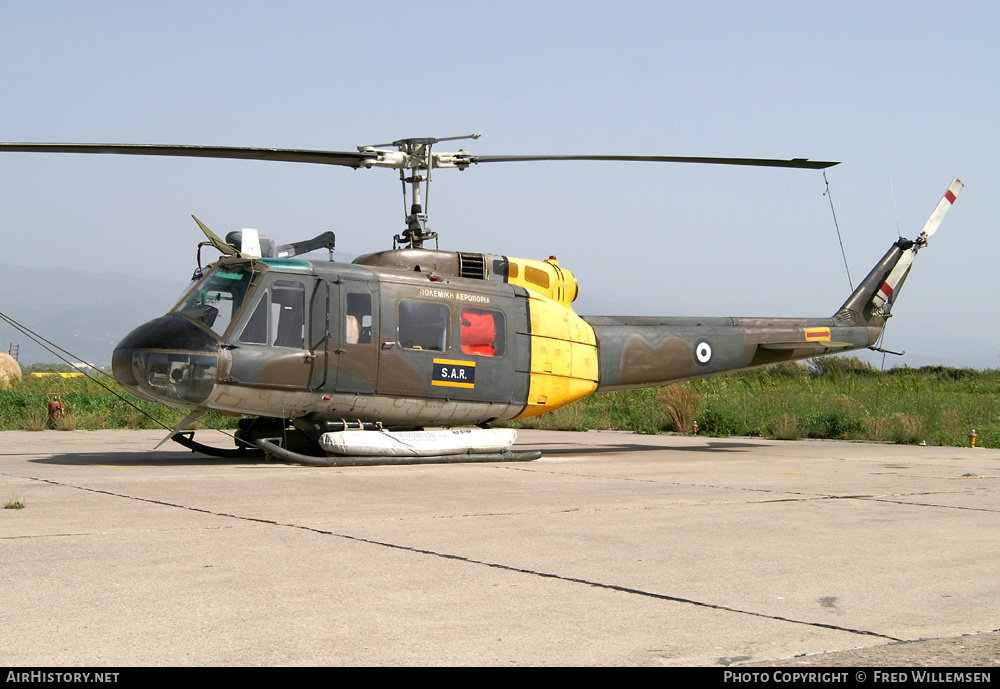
[272,281,305,348]
[236,279,306,348]
[239,293,269,344]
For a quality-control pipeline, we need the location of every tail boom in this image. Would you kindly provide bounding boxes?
[585,315,874,391]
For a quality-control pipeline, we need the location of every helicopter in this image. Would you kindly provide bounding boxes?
[0,136,962,465]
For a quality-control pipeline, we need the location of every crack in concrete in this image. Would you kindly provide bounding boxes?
[499,466,1000,514]
[14,473,904,643]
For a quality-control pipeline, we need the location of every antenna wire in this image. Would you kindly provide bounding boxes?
[824,170,854,292]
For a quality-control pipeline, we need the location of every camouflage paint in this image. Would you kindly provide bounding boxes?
[112,236,927,427]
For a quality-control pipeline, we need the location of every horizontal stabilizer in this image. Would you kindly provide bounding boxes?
[759,326,851,350]
[759,341,853,350]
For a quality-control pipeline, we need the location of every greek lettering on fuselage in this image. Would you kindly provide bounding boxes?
[417,288,491,304]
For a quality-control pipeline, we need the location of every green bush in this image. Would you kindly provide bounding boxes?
[7,362,999,449]
[507,364,1000,448]
[803,411,866,439]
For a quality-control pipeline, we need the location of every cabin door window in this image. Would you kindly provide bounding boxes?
[460,308,505,357]
[398,300,450,352]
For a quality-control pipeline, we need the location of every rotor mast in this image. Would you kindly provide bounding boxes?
[359,133,481,249]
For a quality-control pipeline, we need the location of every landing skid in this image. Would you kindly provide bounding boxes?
[171,431,266,459]
[168,425,541,466]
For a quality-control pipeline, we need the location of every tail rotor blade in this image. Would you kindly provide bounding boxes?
[918,178,964,242]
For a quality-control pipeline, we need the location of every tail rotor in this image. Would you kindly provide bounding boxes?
[870,178,963,312]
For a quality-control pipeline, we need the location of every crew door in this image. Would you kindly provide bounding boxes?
[333,278,379,394]
[308,278,332,390]
[226,274,319,390]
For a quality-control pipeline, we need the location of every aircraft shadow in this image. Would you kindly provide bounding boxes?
[29,439,768,466]
[522,440,767,457]
[31,450,275,467]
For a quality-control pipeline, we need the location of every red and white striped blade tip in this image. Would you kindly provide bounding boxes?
[919,178,963,240]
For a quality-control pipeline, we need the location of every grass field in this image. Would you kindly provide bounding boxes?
[2,357,998,448]
[0,373,239,433]
[505,357,1000,449]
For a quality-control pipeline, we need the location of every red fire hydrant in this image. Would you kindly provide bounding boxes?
[46,393,65,427]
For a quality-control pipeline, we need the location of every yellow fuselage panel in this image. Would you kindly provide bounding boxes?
[517,294,598,418]
[506,256,578,308]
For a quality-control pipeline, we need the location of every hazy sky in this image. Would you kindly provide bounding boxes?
[1,1,997,368]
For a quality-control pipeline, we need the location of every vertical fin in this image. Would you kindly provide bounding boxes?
[870,245,915,310]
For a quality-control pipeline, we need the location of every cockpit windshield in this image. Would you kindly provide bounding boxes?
[174,265,256,337]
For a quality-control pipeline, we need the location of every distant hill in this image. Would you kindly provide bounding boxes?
[2,263,990,371]
[0,264,187,367]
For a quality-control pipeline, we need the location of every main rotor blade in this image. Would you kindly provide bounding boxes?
[0,142,838,170]
[467,154,839,169]
[0,143,376,168]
